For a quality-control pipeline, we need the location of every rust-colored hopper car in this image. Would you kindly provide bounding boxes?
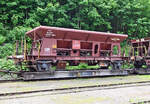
[13,26,128,80]
[130,38,150,69]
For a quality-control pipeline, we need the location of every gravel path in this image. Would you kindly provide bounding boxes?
[0,82,150,104]
[1,75,150,94]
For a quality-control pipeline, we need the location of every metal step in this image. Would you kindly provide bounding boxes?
[22,69,128,80]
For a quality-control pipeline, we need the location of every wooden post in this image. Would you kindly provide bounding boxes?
[24,36,27,61]
[15,40,19,55]
[21,37,24,55]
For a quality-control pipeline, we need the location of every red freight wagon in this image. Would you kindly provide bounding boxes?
[130,38,150,69]
[11,26,128,80]
[25,26,127,71]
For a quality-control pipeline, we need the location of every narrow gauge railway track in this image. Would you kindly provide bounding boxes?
[1,80,150,97]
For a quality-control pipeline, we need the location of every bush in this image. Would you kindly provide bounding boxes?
[6,26,31,43]
[0,43,14,58]
[122,63,134,69]
[0,59,18,71]
[66,63,99,70]
[78,63,88,69]
[0,36,6,45]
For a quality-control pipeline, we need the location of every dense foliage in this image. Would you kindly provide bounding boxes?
[0,0,150,58]
[0,58,17,70]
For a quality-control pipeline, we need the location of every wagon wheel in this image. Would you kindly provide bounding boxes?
[110,61,122,70]
[109,62,115,70]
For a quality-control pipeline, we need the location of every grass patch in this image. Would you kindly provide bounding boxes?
[66,63,100,70]
[137,75,150,79]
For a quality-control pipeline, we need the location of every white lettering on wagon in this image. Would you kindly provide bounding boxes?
[111,38,120,41]
[44,48,50,52]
